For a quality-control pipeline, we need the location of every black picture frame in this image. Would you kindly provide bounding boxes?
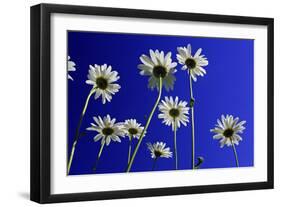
[30,3,274,204]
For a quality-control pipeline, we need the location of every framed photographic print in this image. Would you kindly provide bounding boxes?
[30,3,274,203]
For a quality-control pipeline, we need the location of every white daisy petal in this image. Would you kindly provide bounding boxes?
[194,48,202,58]
[68,74,73,81]
[93,134,103,142]
[67,56,76,80]
[140,55,154,67]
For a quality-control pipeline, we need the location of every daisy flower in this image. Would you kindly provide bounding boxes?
[210,114,246,148]
[123,119,145,139]
[176,44,208,81]
[86,64,121,104]
[158,96,190,131]
[68,64,120,174]
[127,50,175,172]
[158,96,189,169]
[177,44,208,169]
[147,142,173,159]
[123,119,145,164]
[138,49,177,91]
[87,115,125,146]
[68,56,76,81]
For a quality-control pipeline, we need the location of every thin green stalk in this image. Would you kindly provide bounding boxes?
[67,89,95,175]
[93,141,106,172]
[173,120,178,170]
[189,73,195,169]
[152,158,158,171]
[231,139,239,167]
[126,78,163,172]
[127,135,132,164]
[67,140,77,175]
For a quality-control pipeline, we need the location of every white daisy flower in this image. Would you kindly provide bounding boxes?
[68,56,76,81]
[86,64,121,104]
[138,49,177,91]
[123,119,145,139]
[147,142,173,159]
[158,96,190,131]
[87,115,125,146]
[176,44,208,82]
[210,114,246,148]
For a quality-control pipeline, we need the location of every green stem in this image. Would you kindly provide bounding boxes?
[126,78,163,172]
[173,120,178,170]
[189,73,195,170]
[127,135,132,165]
[67,89,95,175]
[93,141,106,172]
[231,139,239,167]
[67,140,77,175]
[152,158,158,171]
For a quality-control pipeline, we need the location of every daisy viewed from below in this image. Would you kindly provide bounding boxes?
[177,44,208,169]
[210,114,246,148]
[210,114,246,167]
[123,119,145,164]
[177,44,208,82]
[67,64,121,174]
[87,115,125,146]
[138,49,177,91]
[158,96,190,131]
[147,142,173,159]
[158,96,189,170]
[147,142,172,170]
[87,115,125,172]
[127,49,176,172]
[123,119,145,139]
[67,56,76,81]
[86,64,121,104]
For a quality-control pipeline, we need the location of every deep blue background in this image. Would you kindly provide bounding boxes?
[67,31,254,175]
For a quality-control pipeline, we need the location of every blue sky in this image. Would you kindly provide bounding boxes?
[67,31,254,175]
